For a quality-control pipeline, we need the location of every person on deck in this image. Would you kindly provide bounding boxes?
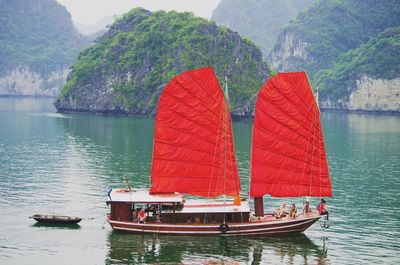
[289,204,297,219]
[303,198,311,214]
[138,207,146,224]
[276,203,287,218]
[318,199,329,220]
[133,208,139,222]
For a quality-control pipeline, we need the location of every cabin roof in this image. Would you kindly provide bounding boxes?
[107,189,250,213]
[107,188,185,204]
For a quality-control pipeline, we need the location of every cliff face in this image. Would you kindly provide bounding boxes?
[269,30,312,71]
[348,77,400,111]
[270,0,400,112]
[0,0,89,96]
[0,66,69,97]
[321,76,400,112]
[55,8,270,117]
[212,0,315,56]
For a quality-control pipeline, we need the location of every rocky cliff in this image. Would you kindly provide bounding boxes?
[0,66,69,97]
[269,30,312,71]
[0,0,89,96]
[212,0,315,56]
[321,76,400,112]
[55,8,270,117]
[270,0,400,112]
[348,76,400,111]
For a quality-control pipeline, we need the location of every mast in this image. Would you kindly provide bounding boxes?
[251,77,264,217]
[254,197,264,217]
[223,76,229,199]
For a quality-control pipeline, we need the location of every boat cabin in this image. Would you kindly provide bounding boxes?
[107,188,250,224]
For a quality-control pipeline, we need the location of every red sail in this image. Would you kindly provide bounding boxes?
[250,72,332,198]
[150,67,240,197]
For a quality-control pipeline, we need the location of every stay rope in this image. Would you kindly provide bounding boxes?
[204,88,226,224]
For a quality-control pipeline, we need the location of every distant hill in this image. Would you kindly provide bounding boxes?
[270,0,400,111]
[75,15,116,35]
[55,8,270,117]
[0,0,89,96]
[212,0,315,56]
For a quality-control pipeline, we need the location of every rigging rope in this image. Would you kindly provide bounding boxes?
[223,100,228,224]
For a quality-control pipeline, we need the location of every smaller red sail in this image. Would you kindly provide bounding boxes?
[150,67,240,197]
[250,72,332,198]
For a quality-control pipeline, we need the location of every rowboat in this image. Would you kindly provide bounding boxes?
[30,214,82,224]
[107,67,332,236]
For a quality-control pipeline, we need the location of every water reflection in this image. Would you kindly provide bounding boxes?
[56,115,154,187]
[31,222,81,230]
[0,97,55,113]
[106,232,327,265]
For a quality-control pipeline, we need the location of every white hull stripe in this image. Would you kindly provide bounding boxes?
[110,218,317,235]
[112,225,309,235]
[109,216,320,229]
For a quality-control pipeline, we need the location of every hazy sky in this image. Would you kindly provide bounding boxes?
[56,0,221,25]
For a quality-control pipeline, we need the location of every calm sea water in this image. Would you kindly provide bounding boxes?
[0,97,399,264]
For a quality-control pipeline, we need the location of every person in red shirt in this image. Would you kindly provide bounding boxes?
[137,207,146,224]
[318,199,329,220]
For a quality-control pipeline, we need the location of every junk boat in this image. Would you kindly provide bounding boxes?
[30,214,82,224]
[107,67,332,236]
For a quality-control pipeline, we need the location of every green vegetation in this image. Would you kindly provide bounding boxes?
[58,8,269,114]
[0,0,88,77]
[212,0,316,56]
[316,27,400,101]
[271,0,400,101]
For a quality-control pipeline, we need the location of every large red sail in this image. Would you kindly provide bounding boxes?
[250,72,332,198]
[150,67,240,197]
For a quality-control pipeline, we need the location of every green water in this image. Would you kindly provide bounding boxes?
[0,97,399,264]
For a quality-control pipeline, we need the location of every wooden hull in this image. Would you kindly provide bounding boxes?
[108,214,321,236]
[31,214,82,224]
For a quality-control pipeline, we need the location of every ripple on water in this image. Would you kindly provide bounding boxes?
[1,99,400,264]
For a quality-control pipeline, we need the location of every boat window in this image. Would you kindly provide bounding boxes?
[227,214,232,222]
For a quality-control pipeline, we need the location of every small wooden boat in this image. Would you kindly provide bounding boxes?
[30,214,82,224]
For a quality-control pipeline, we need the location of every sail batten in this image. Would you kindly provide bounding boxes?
[253,118,325,156]
[150,67,240,197]
[269,74,316,112]
[155,113,235,145]
[256,101,323,144]
[252,144,327,170]
[250,72,332,198]
[257,92,324,145]
[154,139,236,159]
[163,86,221,125]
